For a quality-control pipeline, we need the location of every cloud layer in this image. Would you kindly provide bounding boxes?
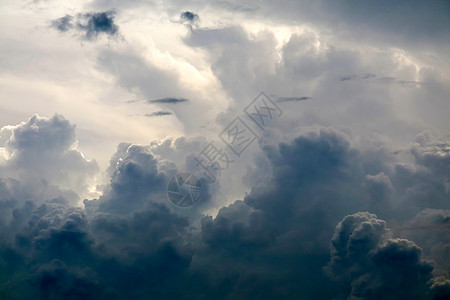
[1,0,449,299]
[1,114,449,299]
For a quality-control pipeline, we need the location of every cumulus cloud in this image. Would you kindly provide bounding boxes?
[325,212,434,299]
[0,114,99,199]
[2,0,450,297]
[395,208,450,277]
[0,113,449,299]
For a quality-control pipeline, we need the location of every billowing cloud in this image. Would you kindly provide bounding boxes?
[1,0,450,298]
[0,114,450,299]
[325,212,434,299]
[0,114,99,199]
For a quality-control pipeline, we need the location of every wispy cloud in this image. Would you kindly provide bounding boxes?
[145,111,172,117]
[275,96,312,102]
[147,97,189,104]
[340,73,376,81]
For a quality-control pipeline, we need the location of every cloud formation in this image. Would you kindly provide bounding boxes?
[275,96,312,102]
[0,114,450,299]
[145,111,172,117]
[0,114,99,198]
[180,11,199,25]
[325,212,434,299]
[1,0,450,298]
[147,97,189,104]
[51,10,119,40]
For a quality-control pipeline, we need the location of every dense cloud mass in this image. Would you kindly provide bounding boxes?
[1,115,449,299]
[1,0,450,299]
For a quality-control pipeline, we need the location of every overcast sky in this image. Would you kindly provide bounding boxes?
[0,0,449,299]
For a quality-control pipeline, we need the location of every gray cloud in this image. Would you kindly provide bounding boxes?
[1,116,450,298]
[78,11,119,40]
[147,97,189,104]
[340,73,376,81]
[325,212,435,299]
[51,10,119,40]
[3,0,450,297]
[275,96,312,102]
[145,111,172,117]
[180,11,199,25]
[51,15,74,32]
[0,114,99,199]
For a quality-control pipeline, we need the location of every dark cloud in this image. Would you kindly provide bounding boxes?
[1,115,449,299]
[340,73,376,81]
[96,144,167,214]
[395,208,450,276]
[339,73,423,86]
[147,97,189,104]
[51,10,119,41]
[224,0,450,54]
[78,11,119,40]
[275,96,312,102]
[325,212,434,299]
[145,111,172,117]
[180,11,199,24]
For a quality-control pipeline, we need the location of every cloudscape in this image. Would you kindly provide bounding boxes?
[0,1,449,299]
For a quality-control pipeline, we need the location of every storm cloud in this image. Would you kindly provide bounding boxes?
[1,0,450,299]
[2,115,449,299]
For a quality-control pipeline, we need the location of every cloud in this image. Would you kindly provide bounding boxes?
[0,114,449,299]
[78,11,119,40]
[0,114,99,199]
[340,73,376,81]
[395,208,450,276]
[95,144,167,214]
[145,111,172,117]
[147,97,189,104]
[275,96,312,102]
[51,10,119,41]
[50,15,74,32]
[180,11,199,25]
[3,0,450,297]
[325,212,434,299]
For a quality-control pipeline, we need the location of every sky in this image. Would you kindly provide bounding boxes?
[0,0,449,299]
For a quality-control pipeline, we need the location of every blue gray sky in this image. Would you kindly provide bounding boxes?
[0,0,449,299]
